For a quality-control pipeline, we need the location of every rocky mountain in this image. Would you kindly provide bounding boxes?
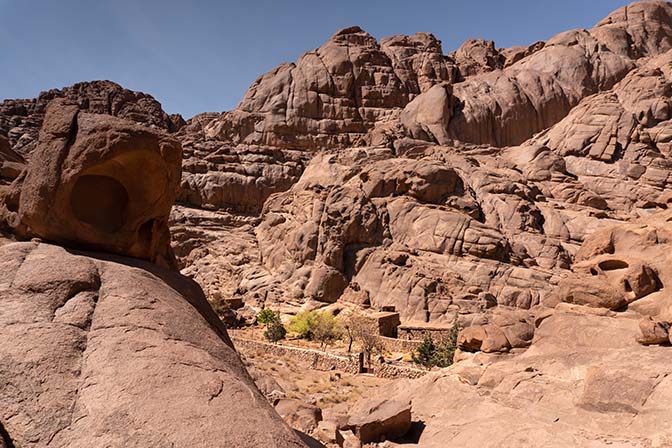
[2,1,672,446]
[0,100,305,447]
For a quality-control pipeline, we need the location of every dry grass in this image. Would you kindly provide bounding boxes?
[239,337,391,417]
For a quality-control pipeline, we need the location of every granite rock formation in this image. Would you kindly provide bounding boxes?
[0,80,184,159]
[0,102,305,446]
[2,99,182,265]
[3,2,672,446]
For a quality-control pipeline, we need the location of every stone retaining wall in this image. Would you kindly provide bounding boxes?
[377,335,423,353]
[398,325,455,341]
[232,336,427,379]
[232,337,361,374]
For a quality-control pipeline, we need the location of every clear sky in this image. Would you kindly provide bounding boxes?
[0,0,634,118]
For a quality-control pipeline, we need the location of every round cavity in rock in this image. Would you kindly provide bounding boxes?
[598,259,629,271]
[70,174,129,233]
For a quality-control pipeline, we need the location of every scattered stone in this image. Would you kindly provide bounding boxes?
[637,318,670,345]
[345,398,412,443]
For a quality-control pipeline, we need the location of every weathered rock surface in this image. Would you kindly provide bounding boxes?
[0,134,24,185]
[347,308,672,447]
[4,3,672,446]
[2,100,182,264]
[192,27,457,151]
[403,1,672,147]
[0,99,305,446]
[0,241,305,448]
[344,397,411,443]
[275,398,323,434]
[0,80,184,158]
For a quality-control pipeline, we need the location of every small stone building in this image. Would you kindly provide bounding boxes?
[369,311,401,338]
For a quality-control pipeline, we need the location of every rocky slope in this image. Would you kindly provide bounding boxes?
[3,1,672,446]
[0,101,305,447]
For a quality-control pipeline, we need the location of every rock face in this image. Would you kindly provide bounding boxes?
[4,2,672,446]
[0,101,305,446]
[197,27,456,150]
[0,80,184,159]
[0,242,305,448]
[2,100,182,264]
[0,134,24,185]
[348,308,672,447]
[344,398,411,443]
[404,1,672,147]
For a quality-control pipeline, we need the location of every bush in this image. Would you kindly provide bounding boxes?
[287,310,317,339]
[264,318,287,342]
[311,312,342,350]
[412,322,459,368]
[257,309,279,325]
[287,310,341,349]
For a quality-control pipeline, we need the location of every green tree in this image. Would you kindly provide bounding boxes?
[287,310,341,349]
[257,309,279,325]
[412,322,460,368]
[264,318,287,342]
[287,310,317,339]
[311,312,342,350]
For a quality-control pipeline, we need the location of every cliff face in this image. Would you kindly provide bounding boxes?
[3,2,672,445]
[3,2,672,327]
[168,1,672,328]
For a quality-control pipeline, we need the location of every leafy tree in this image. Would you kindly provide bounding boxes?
[311,311,342,350]
[257,309,279,325]
[412,322,460,368]
[264,318,287,342]
[287,310,342,349]
[287,310,317,339]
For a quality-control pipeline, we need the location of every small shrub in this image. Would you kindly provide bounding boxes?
[287,310,341,349]
[412,322,460,368]
[311,311,342,350]
[257,309,279,325]
[264,318,287,342]
[287,310,317,339]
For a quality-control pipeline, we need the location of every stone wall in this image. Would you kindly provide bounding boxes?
[377,335,423,353]
[232,336,361,374]
[231,336,428,379]
[398,325,455,341]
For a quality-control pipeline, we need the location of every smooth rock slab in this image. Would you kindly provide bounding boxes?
[0,241,305,448]
[345,398,411,443]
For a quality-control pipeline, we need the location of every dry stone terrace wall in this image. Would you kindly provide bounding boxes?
[231,336,428,380]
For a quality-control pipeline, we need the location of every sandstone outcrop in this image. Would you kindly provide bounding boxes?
[348,309,672,447]
[344,398,411,443]
[0,100,306,446]
[3,3,672,445]
[2,100,182,264]
[403,1,672,147]
[0,80,184,159]
[191,27,456,151]
[0,241,305,448]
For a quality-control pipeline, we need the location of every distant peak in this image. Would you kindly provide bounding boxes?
[333,25,366,36]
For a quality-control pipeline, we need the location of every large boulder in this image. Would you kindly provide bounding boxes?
[344,398,412,444]
[0,241,305,448]
[2,100,182,265]
[274,398,323,434]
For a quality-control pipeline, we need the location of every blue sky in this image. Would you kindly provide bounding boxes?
[0,0,633,118]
